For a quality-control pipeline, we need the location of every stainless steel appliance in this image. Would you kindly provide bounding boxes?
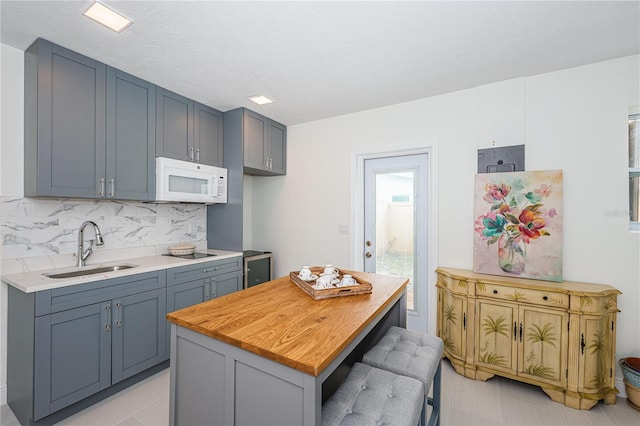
[243,251,272,288]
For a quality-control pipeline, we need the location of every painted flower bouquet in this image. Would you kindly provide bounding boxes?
[475,178,557,275]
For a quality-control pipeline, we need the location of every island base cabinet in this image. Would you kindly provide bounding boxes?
[173,337,226,426]
[171,327,309,426]
[169,289,407,426]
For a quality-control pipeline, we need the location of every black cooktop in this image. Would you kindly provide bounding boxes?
[162,252,218,259]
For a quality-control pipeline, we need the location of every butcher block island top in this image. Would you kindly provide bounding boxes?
[166,271,408,377]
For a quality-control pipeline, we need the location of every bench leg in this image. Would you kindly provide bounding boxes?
[426,362,442,426]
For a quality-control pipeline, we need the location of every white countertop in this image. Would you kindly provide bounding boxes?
[2,249,242,293]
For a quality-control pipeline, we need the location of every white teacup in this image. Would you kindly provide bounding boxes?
[340,274,356,287]
[316,275,334,288]
[323,265,339,276]
[299,266,312,280]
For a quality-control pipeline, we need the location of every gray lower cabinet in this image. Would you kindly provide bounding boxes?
[227,108,287,176]
[7,271,166,425]
[24,38,156,201]
[156,87,224,167]
[166,257,242,351]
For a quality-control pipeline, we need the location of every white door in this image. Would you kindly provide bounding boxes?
[363,154,429,331]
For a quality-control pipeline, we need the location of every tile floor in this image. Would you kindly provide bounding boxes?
[2,360,639,425]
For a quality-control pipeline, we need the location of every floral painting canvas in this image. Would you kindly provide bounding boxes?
[474,170,563,282]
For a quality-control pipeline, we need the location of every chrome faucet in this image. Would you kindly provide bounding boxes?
[76,221,104,267]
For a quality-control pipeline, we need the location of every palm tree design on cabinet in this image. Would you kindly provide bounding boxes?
[478,315,509,367]
[525,323,558,379]
[476,302,565,385]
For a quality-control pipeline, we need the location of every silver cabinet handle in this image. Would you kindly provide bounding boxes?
[99,178,105,196]
[269,157,273,170]
[204,279,211,300]
[115,300,122,327]
[189,146,195,161]
[105,303,112,331]
[196,149,200,162]
[265,157,269,169]
[109,179,115,197]
[211,278,216,299]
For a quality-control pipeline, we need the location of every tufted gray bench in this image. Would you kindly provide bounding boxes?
[322,362,424,426]
[362,327,444,426]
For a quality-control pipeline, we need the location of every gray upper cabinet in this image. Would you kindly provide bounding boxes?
[106,68,156,200]
[268,119,287,175]
[24,38,106,198]
[156,87,223,167]
[155,88,193,162]
[24,38,155,201]
[194,102,224,166]
[242,108,287,175]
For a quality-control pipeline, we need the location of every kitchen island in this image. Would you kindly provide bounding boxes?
[166,271,408,426]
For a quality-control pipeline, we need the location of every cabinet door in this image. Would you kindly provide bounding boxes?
[106,68,156,200]
[194,103,224,167]
[156,87,193,162]
[167,279,210,313]
[33,302,111,420]
[518,306,568,387]
[245,256,272,288]
[476,300,517,374]
[212,271,242,298]
[268,120,287,175]
[577,314,614,393]
[111,289,166,384]
[440,290,466,361]
[243,109,268,171]
[25,40,106,198]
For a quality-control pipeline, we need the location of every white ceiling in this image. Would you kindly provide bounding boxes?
[1,1,639,125]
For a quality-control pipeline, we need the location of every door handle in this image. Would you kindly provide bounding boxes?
[115,300,122,327]
[189,146,195,161]
[105,303,112,331]
[99,178,105,196]
[196,149,200,162]
[109,179,115,197]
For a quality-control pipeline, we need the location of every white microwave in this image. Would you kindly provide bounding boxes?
[155,157,227,204]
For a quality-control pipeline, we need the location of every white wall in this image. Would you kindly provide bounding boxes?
[250,55,640,387]
[0,43,23,406]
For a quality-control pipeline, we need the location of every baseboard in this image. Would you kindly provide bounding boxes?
[616,377,627,399]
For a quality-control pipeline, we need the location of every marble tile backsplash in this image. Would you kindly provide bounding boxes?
[0,196,207,261]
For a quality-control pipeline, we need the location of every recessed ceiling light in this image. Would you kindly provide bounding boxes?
[83,1,132,33]
[248,95,273,106]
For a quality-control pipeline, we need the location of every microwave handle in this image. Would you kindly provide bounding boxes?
[214,176,224,198]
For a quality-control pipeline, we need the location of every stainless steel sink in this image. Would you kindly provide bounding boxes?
[44,264,136,279]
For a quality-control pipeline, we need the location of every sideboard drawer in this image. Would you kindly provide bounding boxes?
[436,272,469,295]
[477,282,569,309]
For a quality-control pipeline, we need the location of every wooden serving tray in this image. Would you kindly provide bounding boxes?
[290,267,372,300]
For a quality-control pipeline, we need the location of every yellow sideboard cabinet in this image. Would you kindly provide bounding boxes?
[436,267,621,410]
